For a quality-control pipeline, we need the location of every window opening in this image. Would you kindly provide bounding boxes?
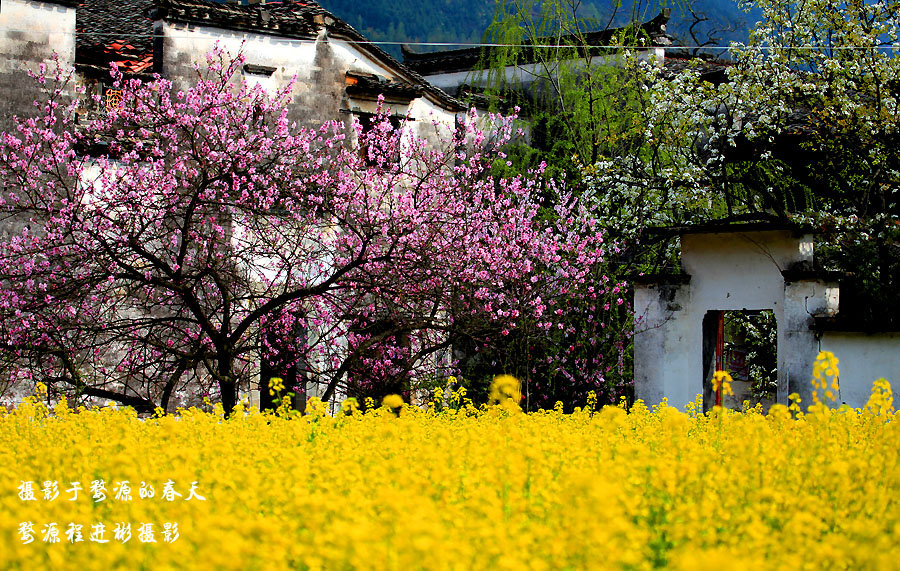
[353,111,405,167]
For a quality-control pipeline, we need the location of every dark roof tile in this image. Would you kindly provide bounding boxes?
[76,0,155,73]
[662,53,732,85]
[154,0,325,39]
[345,72,423,101]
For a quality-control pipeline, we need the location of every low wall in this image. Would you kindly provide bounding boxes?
[819,332,900,409]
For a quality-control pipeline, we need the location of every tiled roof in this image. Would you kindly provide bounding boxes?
[76,0,155,74]
[662,51,732,85]
[345,72,423,101]
[402,10,673,76]
[77,0,329,74]
[648,216,811,237]
[335,35,464,111]
[153,0,327,40]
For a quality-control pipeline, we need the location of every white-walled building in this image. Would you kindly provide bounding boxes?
[71,0,465,142]
[401,10,673,102]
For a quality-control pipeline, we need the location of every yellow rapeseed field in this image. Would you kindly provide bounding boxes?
[1,353,898,570]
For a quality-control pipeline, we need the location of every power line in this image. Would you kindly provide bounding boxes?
[1,26,900,51]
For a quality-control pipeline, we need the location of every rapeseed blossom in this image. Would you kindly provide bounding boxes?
[1,366,897,569]
[268,377,285,396]
[489,374,522,412]
[381,394,404,410]
[712,370,734,397]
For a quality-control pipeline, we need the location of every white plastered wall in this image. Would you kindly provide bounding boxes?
[819,332,900,409]
[0,0,75,64]
[158,22,457,134]
[420,48,666,92]
[0,0,76,136]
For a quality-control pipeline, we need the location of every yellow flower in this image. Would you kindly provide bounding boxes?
[489,375,522,412]
[268,377,285,396]
[306,395,327,417]
[382,394,404,409]
[812,351,840,404]
[0,358,896,569]
[341,397,360,415]
[489,374,521,402]
[712,370,734,396]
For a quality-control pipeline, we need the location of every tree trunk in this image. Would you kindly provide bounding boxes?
[218,352,237,417]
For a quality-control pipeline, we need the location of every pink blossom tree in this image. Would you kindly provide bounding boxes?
[0,49,627,414]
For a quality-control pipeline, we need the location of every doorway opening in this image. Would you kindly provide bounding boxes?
[703,309,777,411]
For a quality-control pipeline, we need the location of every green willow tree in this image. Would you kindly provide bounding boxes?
[475,0,678,182]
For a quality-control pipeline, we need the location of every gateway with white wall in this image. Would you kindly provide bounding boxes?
[633,222,897,410]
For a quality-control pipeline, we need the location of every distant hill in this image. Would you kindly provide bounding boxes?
[317,0,761,59]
